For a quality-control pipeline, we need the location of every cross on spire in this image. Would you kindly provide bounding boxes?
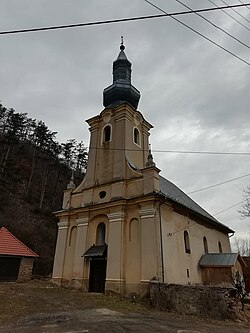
[120,36,125,50]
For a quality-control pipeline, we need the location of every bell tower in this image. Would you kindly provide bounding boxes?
[54,41,161,296]
[79,40,153,191]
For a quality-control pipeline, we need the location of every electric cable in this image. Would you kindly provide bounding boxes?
[186,173,250,195]
[209,0,250,31]
[87,146,250,156]
[0,3,249,36]
[213,199,247,215]
[238,0,250,10]
[175,0,250,49]
[144,0,250,65]
[221,0,250,24]
[124,172,250,195]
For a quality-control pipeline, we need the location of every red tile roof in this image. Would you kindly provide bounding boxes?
[0,227,39,257]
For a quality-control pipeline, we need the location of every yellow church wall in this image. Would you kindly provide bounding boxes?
[126,177,144,197]
[160,204,231,285]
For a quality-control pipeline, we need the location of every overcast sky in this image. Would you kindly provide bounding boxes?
[0,0,249,241]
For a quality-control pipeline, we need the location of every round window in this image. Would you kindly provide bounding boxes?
[99,191,106,199]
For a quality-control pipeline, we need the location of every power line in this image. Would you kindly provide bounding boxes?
[167,222,197,236]
[87,146,250,156]
[152,150,250,155]
[213,199,247,215]
[187,173,250,195]
[221,0,250,24]
[238,0,250,10]
[175,0,250,49]
[144,0,250,65]
[209,0,250,31]
[161,173,250,201]
[0,3,249,36]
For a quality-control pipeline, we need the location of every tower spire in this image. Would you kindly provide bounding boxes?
[146,144,156,167]
[103,39,140,109]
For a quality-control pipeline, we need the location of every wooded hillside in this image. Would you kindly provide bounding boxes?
[0,102,87,275]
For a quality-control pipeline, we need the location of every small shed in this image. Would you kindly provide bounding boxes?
[0,227,39,282]
[242,256,250,294]
[199,253,246,286]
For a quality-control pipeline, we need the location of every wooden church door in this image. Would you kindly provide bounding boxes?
[89,258,107,292]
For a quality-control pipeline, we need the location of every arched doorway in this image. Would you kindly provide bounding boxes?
[85,222,107,293]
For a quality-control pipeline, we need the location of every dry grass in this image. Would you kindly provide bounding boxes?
[0,280,150,325]
[0,280,249,329]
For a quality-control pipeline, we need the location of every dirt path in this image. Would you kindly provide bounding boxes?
[0,281,249,333]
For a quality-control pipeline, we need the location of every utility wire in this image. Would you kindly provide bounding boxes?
[88,146,250,156]
[0,3,249,36]
[175,0,250,49]
[238,0,250,10]
[167,222,197,236]
[209,0,250,31]
[168,197,248,235]
[144,0,250,65]
[124,171,250,196]
[221,0,250,24]
[213,199,247,215]
[161,173,250,201]
[186,173,250,196]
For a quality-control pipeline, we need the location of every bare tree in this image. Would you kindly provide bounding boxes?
[239,186,250,219]
[232,237,250,256]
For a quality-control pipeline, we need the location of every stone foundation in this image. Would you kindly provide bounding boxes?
[18,258,34,281]
[150,281,245,321]
[51,277,88,291]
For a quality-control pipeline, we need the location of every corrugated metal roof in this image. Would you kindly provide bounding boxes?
[159,176,233,233]
[82,244,107,258]
[199,253,239,267]
[0,227,39,257]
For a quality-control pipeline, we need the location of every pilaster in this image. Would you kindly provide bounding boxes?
[52,220,69,283]
[72,217,89,279]
[105,211,125,294]
[139,206,159,295]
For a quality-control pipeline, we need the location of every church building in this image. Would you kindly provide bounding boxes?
[52,42,234,296]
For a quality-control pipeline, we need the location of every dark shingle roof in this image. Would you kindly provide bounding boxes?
[82,244,107,258]
[159,176,233,233]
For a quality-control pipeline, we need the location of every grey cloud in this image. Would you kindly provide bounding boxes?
[0,0,249,237]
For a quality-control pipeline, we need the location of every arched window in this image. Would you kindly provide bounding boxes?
[96,222,106,245]
[203,236,208,253]
[218,241,223,253]
[184,231,191,254]
[133,128,140,145]
[103,125,111,143]
[69,226,77,246]
[129,218,139,242]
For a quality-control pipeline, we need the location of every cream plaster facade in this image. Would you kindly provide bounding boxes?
[52,45,233,296]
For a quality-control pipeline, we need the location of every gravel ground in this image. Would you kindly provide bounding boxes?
[0,280,249,333]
